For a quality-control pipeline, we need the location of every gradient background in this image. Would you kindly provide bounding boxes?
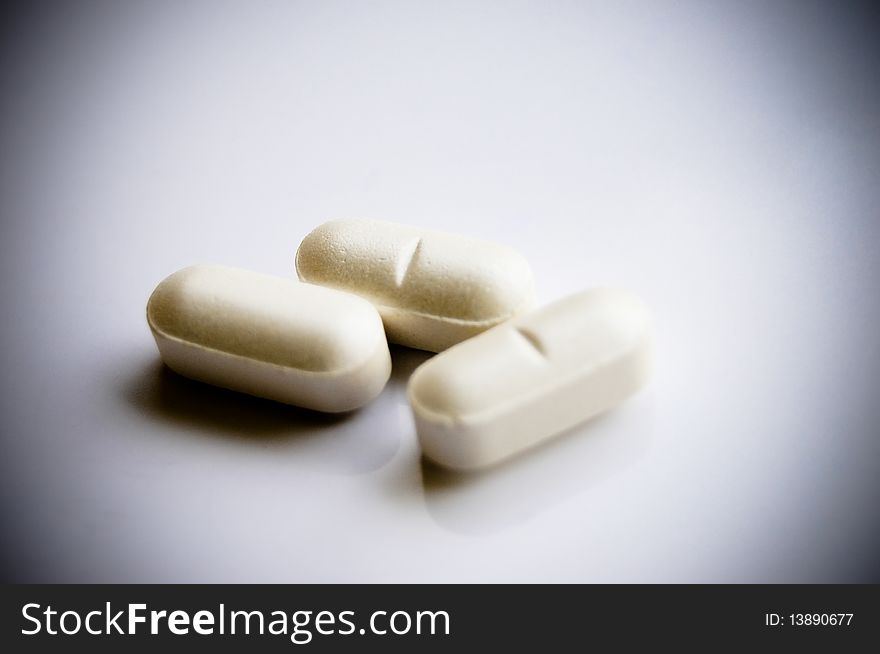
[1,0,878,582]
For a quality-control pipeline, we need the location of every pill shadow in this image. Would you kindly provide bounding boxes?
[119,348,433,475]
[124,360,353,440]
[125,346,432,439]
[123,358,410,475]
[412,395,655,535]
[387,344,433,390]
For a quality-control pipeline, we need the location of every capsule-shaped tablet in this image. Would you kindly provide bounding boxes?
[408,289,653,470]
[295,219,535,352]
[146,265,391,412]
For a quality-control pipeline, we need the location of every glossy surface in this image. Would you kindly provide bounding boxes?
[5,1,878,584]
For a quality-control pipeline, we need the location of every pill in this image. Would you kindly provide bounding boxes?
[146,264,391,412]
[295,218,535,352]
[408,289,653,470]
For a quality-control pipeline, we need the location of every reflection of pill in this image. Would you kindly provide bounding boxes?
[146,265,391,412]
[295,219,535,352]
[408,289,653,470]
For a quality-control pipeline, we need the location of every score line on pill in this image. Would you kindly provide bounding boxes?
[408,288,654,470]
[296,218,536,352]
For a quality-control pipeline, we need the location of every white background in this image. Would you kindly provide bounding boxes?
[2,0,879,582]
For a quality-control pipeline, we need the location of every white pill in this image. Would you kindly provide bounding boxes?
[408,289,653,470]
[295,219,535,352]
[147,265,391,412]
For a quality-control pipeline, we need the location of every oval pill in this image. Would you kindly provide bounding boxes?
[295,219,536,352]
[408,289,653,470]
[147,264,391,412]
